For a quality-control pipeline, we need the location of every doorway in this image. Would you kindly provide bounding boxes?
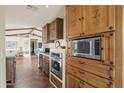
[30,39,38,55]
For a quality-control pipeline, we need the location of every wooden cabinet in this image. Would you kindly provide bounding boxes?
[42,24,50,43]
[66,74,80,88]
[66,5,115,38]
[85,5,115,35]
[67,65,113,88]
[66,5,82,38]
[67,56,113,79]
[43,56,49,76]
[39,54,49,76]
[6,57,16,86]
[66,33,115,88]
[66,73,95,88]
[49,18,63,41]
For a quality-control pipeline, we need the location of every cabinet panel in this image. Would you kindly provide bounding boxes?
[66,73,80,88]
[50,21,56,41]
[101,32,115,65]
[66,73,94,88]
[49,18,63,41]
[85,5,115,35]
[67,65,114,88]
[42,24,50,43]
[67,57,112,79]
[67,5,82,38]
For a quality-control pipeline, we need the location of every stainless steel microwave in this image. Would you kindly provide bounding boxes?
[72,37,101,60]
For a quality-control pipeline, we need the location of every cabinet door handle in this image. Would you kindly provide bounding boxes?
[82,32,85,35]
[79,80,84,88]
[79,70,85,74]
[79,18,81,21]
[80,80,84,84]
[78,61,85,64]
[106,82,113,87]
[109,26,113,30]
[81,17,84,20]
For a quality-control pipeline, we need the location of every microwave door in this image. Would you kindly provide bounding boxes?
[72,40,78,56]
[92,38,101,60]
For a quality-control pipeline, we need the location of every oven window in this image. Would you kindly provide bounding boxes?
[52,60,60,71]
[76,41,90,54]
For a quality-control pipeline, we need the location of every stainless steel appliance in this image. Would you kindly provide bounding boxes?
[51,52,63,79]
[72,37,101,60]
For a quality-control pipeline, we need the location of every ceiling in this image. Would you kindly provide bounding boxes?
[5,5,65,29]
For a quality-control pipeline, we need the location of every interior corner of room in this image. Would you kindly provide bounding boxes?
[0,5,124,88]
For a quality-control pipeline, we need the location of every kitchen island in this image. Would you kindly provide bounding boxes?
[6,52,16,87]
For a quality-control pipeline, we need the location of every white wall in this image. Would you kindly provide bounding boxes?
[0,6,6,88]
[6,36,30,56]
[6,35,42,56]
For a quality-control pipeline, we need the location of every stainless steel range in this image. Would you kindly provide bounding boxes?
[51,52,63,80]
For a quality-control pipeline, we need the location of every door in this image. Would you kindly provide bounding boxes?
[66,73,80,88]
[85,5,115,35]
[67,5,82,38]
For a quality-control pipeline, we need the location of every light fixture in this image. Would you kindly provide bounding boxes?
[26,5,38,11]
[45,5,49,8]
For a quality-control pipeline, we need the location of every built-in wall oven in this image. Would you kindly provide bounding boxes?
[72,37,101,60]
[51,52,63,80]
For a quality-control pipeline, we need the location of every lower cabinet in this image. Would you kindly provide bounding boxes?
[66,74,80,88]
[43,60,49,76]
[6,57,16,86]
[39,54,49,77]
[66,74,95,88]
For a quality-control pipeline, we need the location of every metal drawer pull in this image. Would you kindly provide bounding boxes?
[78,61,85,64]
[80,81,84,84]
[106,82,113,87]
[79,81,84,88]
[72,69,77,74]
[79,70,85,74]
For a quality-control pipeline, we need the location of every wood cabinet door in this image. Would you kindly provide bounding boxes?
[101,32,115,65]
[67,5,82,38]
[44,62,49,76]
[66,73,80,88]
[85,5,115,35]
[42,24,50,43]
[42,26,47,43]
[50,21,56,41]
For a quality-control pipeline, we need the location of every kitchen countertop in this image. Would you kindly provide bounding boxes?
[40,52,50,57]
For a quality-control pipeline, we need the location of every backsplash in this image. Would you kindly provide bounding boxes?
[43,39,66,49]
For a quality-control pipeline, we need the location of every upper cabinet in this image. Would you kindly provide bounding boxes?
[66,5,115,38]
[42,24,50,43]
[66,5,82,38]
[85,5,115,35]
[49,18,63,41]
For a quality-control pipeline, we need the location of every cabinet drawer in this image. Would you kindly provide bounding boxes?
[51,74,62,88]
[67,57,113,79]
[66,73,94,88]
[78,80,95,88]
[67,65,113,88]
